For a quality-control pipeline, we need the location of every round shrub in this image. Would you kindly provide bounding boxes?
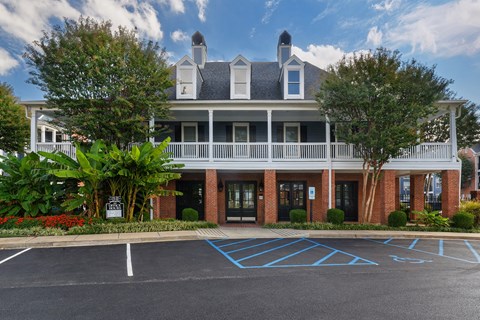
[327,208,344,225]
[452,211,474,229]
[289,209,307,223]
[388,210,407,227]
[182,208,199,221]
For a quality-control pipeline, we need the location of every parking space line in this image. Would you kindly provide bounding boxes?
[263,243,321,267]
[218,238,257,248]
[236,239,304,262]
[438,240,444,256]
[384,238,393,244]
[225,238,284,254]
[126,244,133,277]
[464,241,480,262]
[313,250,338,266]
[305,239,378,265]
[365,239,480,264]
[408,239,419,249]
[0,248,31,265]
[206,239,245,268]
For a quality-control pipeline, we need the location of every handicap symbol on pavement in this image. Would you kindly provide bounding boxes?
[389,255,432,264]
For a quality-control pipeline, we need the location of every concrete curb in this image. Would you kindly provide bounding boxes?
[1,228,480,250]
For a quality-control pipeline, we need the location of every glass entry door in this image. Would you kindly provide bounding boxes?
[226,182,256,222]
[278,181,306,221]
[335,181,358,221]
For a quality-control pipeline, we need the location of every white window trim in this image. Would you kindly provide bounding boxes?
[283,55,305,100]
[233,122,250,143]
[283,122,300,143]
[181,122,198,142]
[230,55,251,100]
[176,56,197,100]
[181,122,198,158]
[233,122,250,158]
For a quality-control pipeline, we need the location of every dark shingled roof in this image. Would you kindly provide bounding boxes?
[167,60,328,101]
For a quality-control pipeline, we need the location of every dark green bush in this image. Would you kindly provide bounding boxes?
[388,210,407,227]
[182,208,199,221]
[289,209,307,223]
[452,212,474,229]
[327,208,344,225]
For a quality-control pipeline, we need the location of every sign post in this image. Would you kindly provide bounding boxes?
[106,196,124,219]
[308,187,315,223]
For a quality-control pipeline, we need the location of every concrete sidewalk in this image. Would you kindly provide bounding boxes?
[1,227,480,249]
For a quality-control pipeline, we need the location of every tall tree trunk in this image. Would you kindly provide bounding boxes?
[361,161,370,223]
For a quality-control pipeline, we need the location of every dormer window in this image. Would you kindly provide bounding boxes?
[282,55,304,99]
[230,55,251,100]
[176,56,199,99]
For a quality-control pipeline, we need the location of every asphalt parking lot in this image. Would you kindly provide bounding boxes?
[1,238,480,320]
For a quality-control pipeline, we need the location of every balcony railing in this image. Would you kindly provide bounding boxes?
[36,142,452,162]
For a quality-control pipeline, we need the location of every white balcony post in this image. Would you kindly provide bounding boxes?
[52,130,57,143]
[267,110,272,162]
[41,125,46,143]
[149,118,155,143]
[326,116,332,209]
[30,108,37,152]
[450,107,458,161]
[209,110,214,162]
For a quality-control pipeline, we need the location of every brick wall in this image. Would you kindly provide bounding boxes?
[410,174,425,212]
[205,169,218,223]
[264,169,277,224]
[442,170,460,217]
[156,180,177,219]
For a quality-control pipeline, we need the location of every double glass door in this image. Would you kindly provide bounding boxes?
[226,182,256,222]
[335,181,358,221]
[278,181,306,221]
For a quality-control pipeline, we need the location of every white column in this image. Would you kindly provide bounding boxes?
[149,118,155,143]
[30,109,37,152]
[52,130,57,143]
[450,107,458,161]
[267,110,272,162]
[209,110,213,162]
[326,116,332,209]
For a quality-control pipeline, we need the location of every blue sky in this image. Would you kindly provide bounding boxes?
[0,0,479,103]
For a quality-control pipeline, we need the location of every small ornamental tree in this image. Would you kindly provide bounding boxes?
[24,17,173,149]
[317,48,451,223]
[0,83,29,153]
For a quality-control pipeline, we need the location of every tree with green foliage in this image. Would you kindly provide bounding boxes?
[317,48,451,223]
[24,17,173,149]
[0,83,29,153]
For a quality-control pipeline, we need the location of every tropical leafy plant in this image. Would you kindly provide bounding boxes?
[413,210,450,228]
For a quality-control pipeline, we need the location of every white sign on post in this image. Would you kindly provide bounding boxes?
[308,187,315,200]
[106,196,124,218]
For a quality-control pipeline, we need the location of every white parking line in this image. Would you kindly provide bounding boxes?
[126,243,133,277]
[0,248,32,265]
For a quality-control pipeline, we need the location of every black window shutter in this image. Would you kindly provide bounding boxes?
[226,125,233,142]
[249,125,256,142]
[300,126,307,142]
[276,125,284,142]
[174,124,181,142]
[198,125,205,142]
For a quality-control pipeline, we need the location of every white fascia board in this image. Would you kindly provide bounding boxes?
[169,100,319,111]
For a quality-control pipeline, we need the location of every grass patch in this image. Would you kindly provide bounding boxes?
[264,222,480,233]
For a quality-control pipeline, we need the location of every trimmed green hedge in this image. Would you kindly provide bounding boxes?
[452,212,474,229]
[327,208,344,225]
[289,209,307,223]
[388,211,407,227]
[182,208,199,221]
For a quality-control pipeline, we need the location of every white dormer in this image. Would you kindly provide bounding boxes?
[281,55,305,100]
[230,55,251,100]
[176,55,199,99]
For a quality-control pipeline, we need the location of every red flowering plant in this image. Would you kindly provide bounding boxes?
[0,215,94,230]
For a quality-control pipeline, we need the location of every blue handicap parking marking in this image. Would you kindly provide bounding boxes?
[367,238,480,264]
[206,238,378,269]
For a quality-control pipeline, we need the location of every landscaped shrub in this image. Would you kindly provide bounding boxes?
[459,200,480,226]
[0,215,93,230]
[388,211,407,227]
[182,208,199,221]
[327,208,344,225]
[289,209,307,223]
[413,210,450,227]
[452,212,474,229]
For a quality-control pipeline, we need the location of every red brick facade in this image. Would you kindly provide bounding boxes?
[153,180,176,219]
[205,169,218,223]
[442,170,460,217]
[264,169,277,224]
[410,174,425,213]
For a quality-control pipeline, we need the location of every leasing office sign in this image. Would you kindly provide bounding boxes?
[106,196,124,218]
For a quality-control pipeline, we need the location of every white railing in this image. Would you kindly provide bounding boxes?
[37,142,77,158]
[272,143,327,160]
[213,143,268,160]
[35,142,452,162]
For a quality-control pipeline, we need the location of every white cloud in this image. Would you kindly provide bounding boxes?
[195,0,208,22]
[386,0,480,57]
[367,26,383,47]
[292,44,369,70]
[171,29,189,42]
[0,48,19,75]
[372,0,401,12]
[156,0,185,13]
[262,0,281,24]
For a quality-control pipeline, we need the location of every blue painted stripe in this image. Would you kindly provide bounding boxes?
[365,238,479,264]
[236,238,305,262]
[313,250,338,265]
[225,238,284,254]
[348,257,360,265]
[210,239,228,243]
[218,238,256,248]
[263,243,321,267]
[241,263,375,269]
[464,240,480,262]
[205,240,244,269]
[408,239,419,250]
[438,240,444,256]
[306,239,378,265]
[383,238,393,244]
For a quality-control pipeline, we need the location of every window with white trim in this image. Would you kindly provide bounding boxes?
[283,56,304,99]
[230,56,251,99]
[176,57,197,99]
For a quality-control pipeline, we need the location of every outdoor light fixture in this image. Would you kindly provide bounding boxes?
[218,180,224,192]
[259,181,264,193]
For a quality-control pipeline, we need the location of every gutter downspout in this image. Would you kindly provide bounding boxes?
[326,115,332,209]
